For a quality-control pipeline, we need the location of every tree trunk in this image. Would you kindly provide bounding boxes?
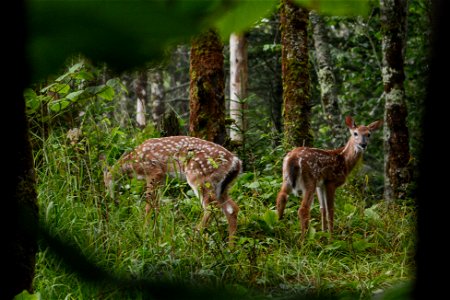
[2,1,38,298]
[229,32,248,144]
[189,29,226,145]
[280,0,312,149]
[310,10,344,147]
[118,74,132,128]
[149,68,165,132]
[134,70,148,129]
[380,0,411,201]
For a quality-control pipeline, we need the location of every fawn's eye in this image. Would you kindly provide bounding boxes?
[367,133,371,138]
[353,132,358,136]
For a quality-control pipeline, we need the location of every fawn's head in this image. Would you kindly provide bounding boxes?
[345,116,383,152]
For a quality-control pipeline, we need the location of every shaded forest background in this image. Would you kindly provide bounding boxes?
[27,0,429,197]
[4,0,442,299]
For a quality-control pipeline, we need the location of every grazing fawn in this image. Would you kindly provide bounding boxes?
[103,136,242,243]
[276,116,383,239]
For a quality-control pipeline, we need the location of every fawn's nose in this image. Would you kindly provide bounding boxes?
[360,143,367,149]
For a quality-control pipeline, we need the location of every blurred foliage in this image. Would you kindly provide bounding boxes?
[27,0,370,83]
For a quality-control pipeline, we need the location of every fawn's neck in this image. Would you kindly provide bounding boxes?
[339,138,363,175]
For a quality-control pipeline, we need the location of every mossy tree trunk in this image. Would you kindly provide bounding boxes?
[280,0,313,149]
[310,10,344,147]
[381,0,411,201]
[189,29,226,145]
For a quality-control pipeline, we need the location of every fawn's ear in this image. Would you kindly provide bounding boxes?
[345,116,357,129]
[368,120,383,131]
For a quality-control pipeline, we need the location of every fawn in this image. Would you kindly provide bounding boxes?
[103,136,242,243]
[276,116,383,239]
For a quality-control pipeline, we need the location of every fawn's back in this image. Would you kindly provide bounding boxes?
[104,136,242,243]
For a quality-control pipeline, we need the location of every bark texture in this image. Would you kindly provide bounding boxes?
[310,10,344,147]
[229,32,248,143]
[280,0,313,149]
[134,70,148,128]
[189,29,226,145]
[381,0,411,201]
[149,68,165,131]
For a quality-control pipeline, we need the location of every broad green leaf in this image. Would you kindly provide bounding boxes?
[23,88,37,102]
[48,98,71,112]
[214,0,277,39]
[106,78,128,94]
[24,88,40,113]
[74,70,95,81]
[294,0,370,16]
[97,86,115,101]
[65,90,85,101]
[40,82,70,94]
[68,62,84,73]
[55,62,87,82]
[246,181,260,189]
[85,85,116,100]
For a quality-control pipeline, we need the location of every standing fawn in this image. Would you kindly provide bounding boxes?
[103,136,242,243]
[276,116,383,239]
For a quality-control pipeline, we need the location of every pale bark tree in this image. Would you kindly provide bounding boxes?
[310,10,344,147]
[229,32,248,144]
[149,68,165,130]
[280,0,312,149]
[380,0,411,201]
[118,74,132,128]
[134,70,148,128]
[189,29,226,145]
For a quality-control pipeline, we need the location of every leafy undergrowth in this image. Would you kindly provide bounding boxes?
[31,130,416,300]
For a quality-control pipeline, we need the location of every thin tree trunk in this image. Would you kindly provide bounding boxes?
[310,10,344,147]
[280,0,312,149]
[134,70,147,129]
[229,32,248,144]
[380,0,411,201]
[118,74,131,128]
[149,68,165,131]
[189,29,226,145]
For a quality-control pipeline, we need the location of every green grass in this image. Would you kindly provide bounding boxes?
[31,131,416,300]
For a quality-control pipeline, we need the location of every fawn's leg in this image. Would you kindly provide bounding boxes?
[316,186,328,232]
[276,182,292,220]
[144,174,164,217]
[298,186,315,239]
[219,195,239,244]
[197,186,214,232]
[325,185,336,234]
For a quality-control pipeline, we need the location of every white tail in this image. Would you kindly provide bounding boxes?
[276,116,383,239]
[104,136,242,243]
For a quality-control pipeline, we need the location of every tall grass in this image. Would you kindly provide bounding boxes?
[30,127,416,300]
